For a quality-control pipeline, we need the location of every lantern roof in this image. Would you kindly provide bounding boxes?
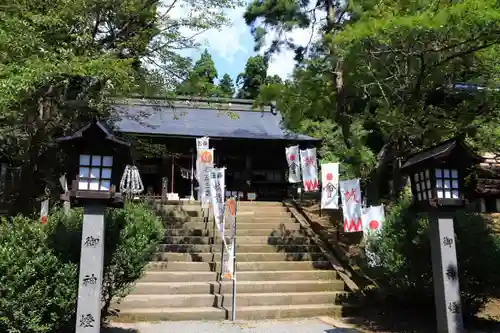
[56,119,130,147]
[401,137,483,172]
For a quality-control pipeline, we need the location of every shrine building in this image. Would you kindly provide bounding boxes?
[111,96,319,201]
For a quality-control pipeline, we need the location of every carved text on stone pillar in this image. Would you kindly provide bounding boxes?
[79,314,95,328]
[443,236,453,248]
[448,301,461,314]
[83,274,98,286]
[84,236,100,247]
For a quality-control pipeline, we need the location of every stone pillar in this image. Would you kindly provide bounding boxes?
[75,205,106,333]
[429,214,464,333]
[0,162,7,198]
[479,198,486,212]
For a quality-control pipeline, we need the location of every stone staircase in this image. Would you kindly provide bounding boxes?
[115,201,352,321]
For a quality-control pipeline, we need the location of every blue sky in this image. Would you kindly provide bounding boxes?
[172,4,318,85]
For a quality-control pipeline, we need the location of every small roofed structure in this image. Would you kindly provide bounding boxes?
[401,137,484,209]
[56,119,131,206]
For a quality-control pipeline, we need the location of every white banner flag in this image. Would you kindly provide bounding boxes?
[285,145,301,183]
[40,199,49,225]
[362,205,385,235]
[209,167,225,237]
[195,137,210,181]
[321,163,339,209]
[226,198,237,239]
[199,149,214,207]
[196,136,209,151]
[299,148,319,191]
[339,178,363,232]
[222,243,234,280]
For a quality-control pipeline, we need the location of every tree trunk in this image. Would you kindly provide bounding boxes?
[325,0,351,150]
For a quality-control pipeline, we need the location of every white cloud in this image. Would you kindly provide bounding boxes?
[265,28,318,79]
[262,6,323,80]
[197,7,250,64]
[164,1,250,64]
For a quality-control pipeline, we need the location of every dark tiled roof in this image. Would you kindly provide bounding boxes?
[401,138,483,170]
[111,98,317,141]
[401,139,457,170]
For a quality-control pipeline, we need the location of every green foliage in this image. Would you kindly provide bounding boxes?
[366,189,500,316]
[1,0,243,214]
[236,55,270,99]
[0,202,162,332]
[0,215,78,333]
[176,49,220,97]
[248,0,500,202]
[218,73,236,97]
[46,202,163,324]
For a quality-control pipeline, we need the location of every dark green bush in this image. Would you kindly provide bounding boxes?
[365,189,500,317]
[0,216,78,333]
[0,201,163,333]
[47,202,163,323]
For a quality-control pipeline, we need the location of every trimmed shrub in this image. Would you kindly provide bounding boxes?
[365,189,500,317]
[0,201,163,333]
[47,202,163,323]
[0,216,78,333]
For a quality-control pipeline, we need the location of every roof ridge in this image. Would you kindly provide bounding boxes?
[112,99,273,113]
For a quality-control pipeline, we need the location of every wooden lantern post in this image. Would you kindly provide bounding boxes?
[56,120,130,333]
[401,137,483,333]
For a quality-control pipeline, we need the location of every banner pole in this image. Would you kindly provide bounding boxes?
[231,197,238,321]
[219,183,226,281]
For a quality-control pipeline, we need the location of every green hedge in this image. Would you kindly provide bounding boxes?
[0,202,163,333]
[0,215,77,333]
[365,189,500,317]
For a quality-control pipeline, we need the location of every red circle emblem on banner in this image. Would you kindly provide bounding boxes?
[369,220,379,230]
[41,216,47,225]
[200,150,213,163]
[227,199,236,217]
[289,154,295,161]
[326,173,333,181]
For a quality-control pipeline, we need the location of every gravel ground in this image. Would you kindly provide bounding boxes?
[107,318,360,333]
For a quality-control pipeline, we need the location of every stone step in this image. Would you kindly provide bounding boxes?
[131,279,345,295]
[162,221,299,230]
[237,206,289,213]
[151,252,326,262]
[237,201,284,207]
[141,270,338,282]
[163,228,303,237]
[163,235,311,245]
[115,303,350,322]
[116,291,346,309]
[163,216,297,224]
[248,211,291,217]
[158,207,290,218]
[157,243,321,253]
[156,200,284,207]
[146,261,332,272]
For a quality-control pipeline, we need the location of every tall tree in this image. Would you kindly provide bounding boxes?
[265,75,282,85]
[176,49,219,96]
[249,0,500,200]
[236,55,269,99]
[218,73,236,97]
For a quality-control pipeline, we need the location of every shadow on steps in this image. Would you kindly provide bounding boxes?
[267,225,330,268]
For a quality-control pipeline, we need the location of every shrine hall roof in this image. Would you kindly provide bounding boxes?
[111,97,318,141]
